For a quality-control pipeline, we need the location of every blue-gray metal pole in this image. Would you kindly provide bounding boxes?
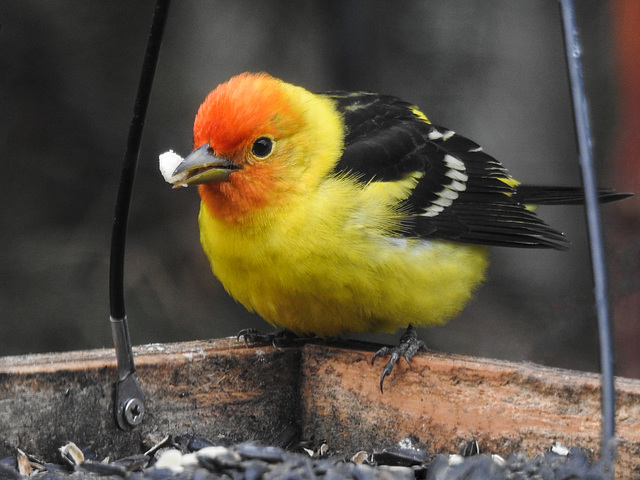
[559,0,616,476]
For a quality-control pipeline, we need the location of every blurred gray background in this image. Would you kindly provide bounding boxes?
[2,1,638,376]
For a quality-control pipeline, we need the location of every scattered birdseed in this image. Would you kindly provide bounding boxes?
[0,436,609,480]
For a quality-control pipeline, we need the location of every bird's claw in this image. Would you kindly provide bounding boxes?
[371,347,400,393]
[237,328,264,345]
[371,326,428,392]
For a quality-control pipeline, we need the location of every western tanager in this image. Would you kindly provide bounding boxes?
[160,72,627,389]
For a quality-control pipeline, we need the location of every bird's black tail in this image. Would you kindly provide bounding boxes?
[514,185,632,206]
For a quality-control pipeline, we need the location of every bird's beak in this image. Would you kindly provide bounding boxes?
[173,143,239,185]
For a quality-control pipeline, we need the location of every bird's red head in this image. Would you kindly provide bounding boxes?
[176,72,343,224]
[179,73,306,223]
[193,72,302,163]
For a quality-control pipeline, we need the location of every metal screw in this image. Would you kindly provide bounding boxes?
[124,398,145,426]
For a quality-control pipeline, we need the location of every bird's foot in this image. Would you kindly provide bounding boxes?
[371,325,428,392]
[237,328,309,348]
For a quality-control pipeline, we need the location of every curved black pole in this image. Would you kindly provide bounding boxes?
[559,1,616,476]
[109,0,171,430]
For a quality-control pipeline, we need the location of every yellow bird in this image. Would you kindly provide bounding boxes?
[162,72,627,389]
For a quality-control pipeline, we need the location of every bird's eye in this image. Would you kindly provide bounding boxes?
[251,137,273,158]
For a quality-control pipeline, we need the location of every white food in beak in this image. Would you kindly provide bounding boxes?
[159,150,189,187]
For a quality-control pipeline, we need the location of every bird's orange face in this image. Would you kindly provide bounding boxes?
[176,73,304,223]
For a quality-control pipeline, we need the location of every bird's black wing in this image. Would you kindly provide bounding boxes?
[325,91,570,249]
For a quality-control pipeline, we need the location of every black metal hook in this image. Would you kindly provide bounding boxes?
[109,0,171,430]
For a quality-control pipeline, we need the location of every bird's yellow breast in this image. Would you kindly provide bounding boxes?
[198,174,489,336]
